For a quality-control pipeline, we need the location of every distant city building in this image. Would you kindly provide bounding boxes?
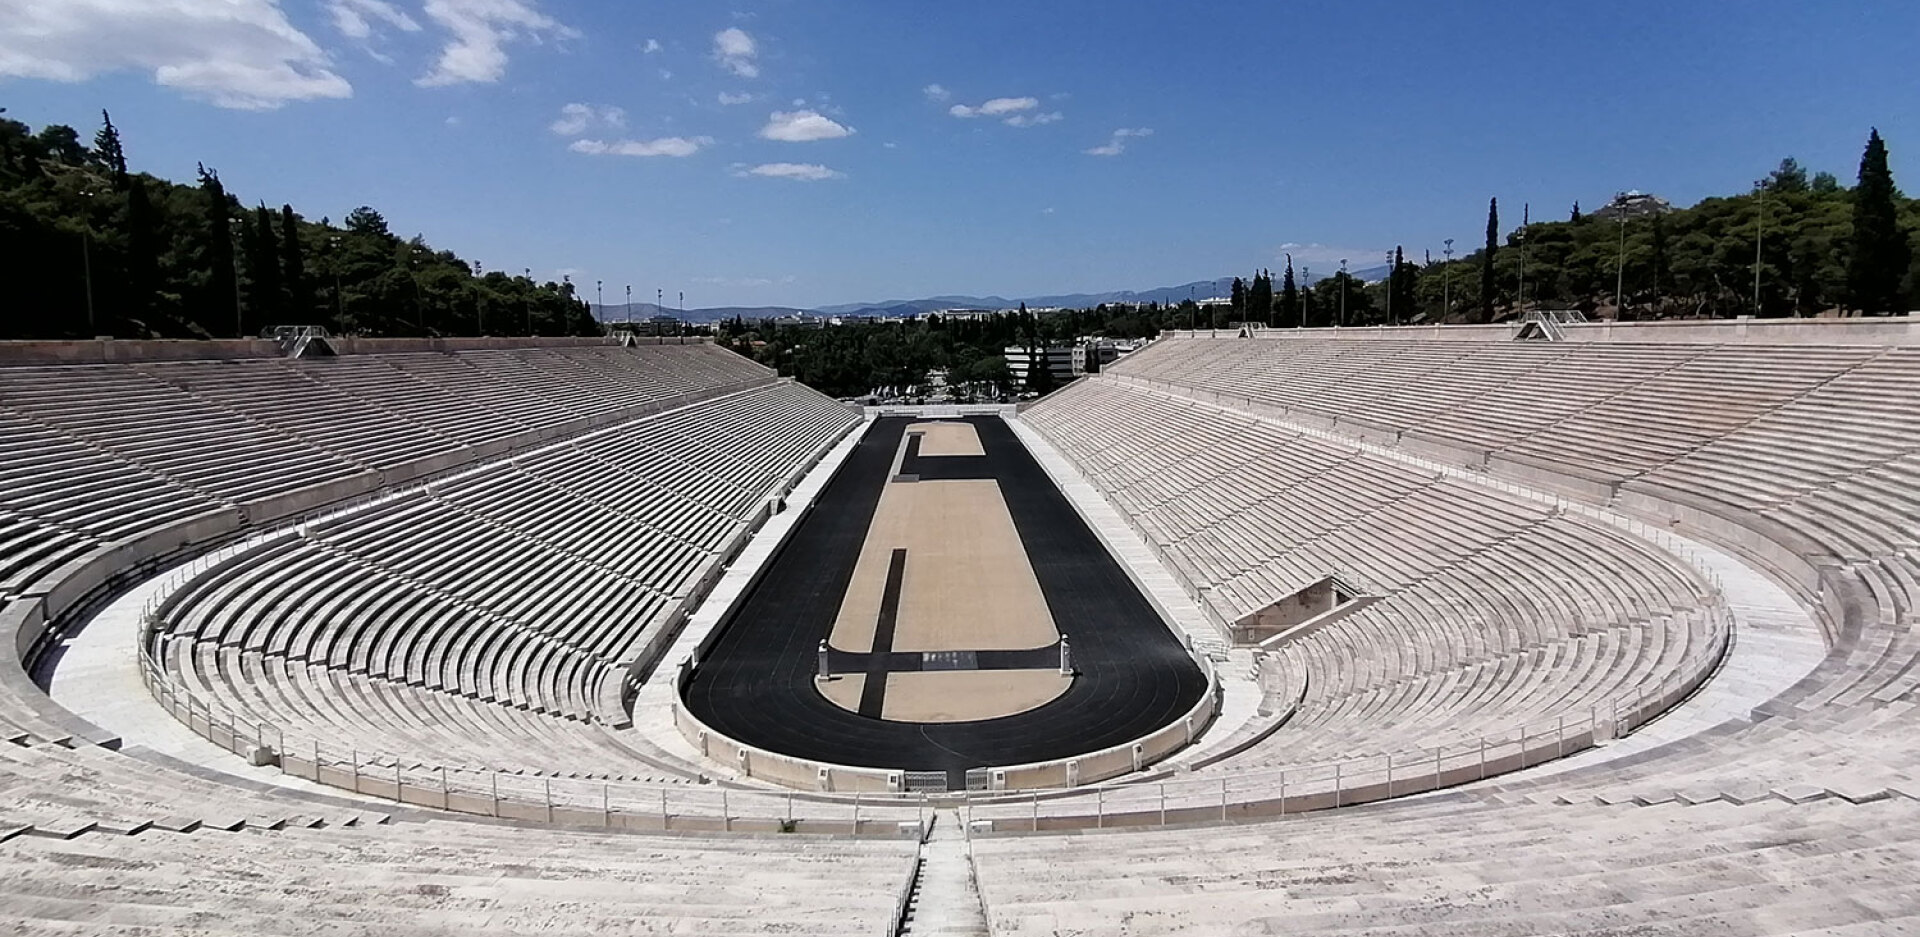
[1591,190,1674,221]
[1004,344,1084,386]
[633,316,682,336]
[1081,339,1123,372]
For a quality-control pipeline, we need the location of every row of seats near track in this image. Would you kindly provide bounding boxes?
[153,382,859,774]
[1097,334,1920,726]
[1024,379,1715,764]
[0,343,766,605]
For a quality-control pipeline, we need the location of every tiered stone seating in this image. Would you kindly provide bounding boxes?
[1026,378,1714,768]
[0,815,916,936]
[153,382,857,775]
[973,791,1920,936]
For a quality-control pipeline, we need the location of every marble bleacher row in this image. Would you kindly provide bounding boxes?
[0,812,916,937]
[974,790,1920,936]
[1098,333,1920,723]
[1024,379,1714,764]
[154,382,859,775]
[0,343,766,607]
[0,342,920,934]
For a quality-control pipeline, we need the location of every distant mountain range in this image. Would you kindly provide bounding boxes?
[592,269,1389,324]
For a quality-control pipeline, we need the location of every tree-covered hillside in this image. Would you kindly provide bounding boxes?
[1,109,599,340]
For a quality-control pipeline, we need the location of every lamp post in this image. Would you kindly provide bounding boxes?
[78,190,97,335]
[1516,203,1529,316]
[1615,215,1629,318]
[329,236,345,325]
[1339,259,1348,327]
[1753,178,1767,317]
[523,268,532,335]
[1385,250,1396,326]
[596,280,603,321]
[228,216,246,338]
[475,261,486,335]
[1300,266,1310,326]
[625,285,632,327]
[1442,239,1454,320]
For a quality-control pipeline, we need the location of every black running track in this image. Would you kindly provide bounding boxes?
[678,416,1207,775]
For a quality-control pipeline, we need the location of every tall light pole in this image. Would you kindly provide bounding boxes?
[78,190,97,335]
[596,280,603,320]
[523,268,532,335]
[1753,178,1767,317]
[1338,259,1348,327]
[475,260,486,335]
[1616,215,1629,317]
[1516,202,1529,316]
[1385,250,1396,326]
[1442,238,1454,320]
[625,285,632,327]
[1300,266,1310,327]
[229,216,246,338]
[330,236,346,326]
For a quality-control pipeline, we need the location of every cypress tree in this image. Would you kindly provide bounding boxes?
[1480,198,1499,322]
[93,110,128,187]
[1846,128,1910,314]
[1279,257,1300,328]
[199,164,241,337]
[280,204,308,319]
[124,177,160,326]
[248,204,285,322]
[1248,269,1273,326]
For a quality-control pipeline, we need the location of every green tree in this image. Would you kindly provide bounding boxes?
[1847,128,1910,314]
[198,164,241,337]
[280,204,308,320]
[92,111,128,187]
[246,204,285,323]
[1247,269,1273,326]
[1480,197,1499,322]
[1278,257,1300,328]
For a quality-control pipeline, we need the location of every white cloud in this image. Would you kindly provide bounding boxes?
[550,102,624,136]
[712,27,758,78]
[717,91,753,106]
[1085,127,1152,156]
[733,162,844,181]
[417,0,576,87]
[949,96,1038,119]
[759,109,853,142]
[642,38,662,53]
[570,136,713,158]
[1003,111,1062,128]
[327,0,421,40]
[0,0,351,109]
[922,83,950,102]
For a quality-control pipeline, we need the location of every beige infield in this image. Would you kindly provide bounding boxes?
[820,421,1072,723]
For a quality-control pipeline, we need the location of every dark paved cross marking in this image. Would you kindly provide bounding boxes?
[857,548,909,718]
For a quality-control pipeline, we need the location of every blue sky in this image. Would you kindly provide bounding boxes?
[4,1,1916,308]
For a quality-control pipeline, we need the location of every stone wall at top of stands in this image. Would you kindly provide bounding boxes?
[1167,313,1920,346]
[0,335,711,367]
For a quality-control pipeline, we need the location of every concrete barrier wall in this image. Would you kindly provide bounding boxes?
[1159,314,1920,347]
[0,334,725,367]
